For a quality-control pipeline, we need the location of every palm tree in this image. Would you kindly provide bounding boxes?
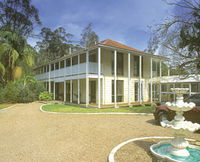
[0,30,35,86]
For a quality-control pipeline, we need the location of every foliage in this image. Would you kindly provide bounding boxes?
[39,91,53,101]
[146,0,200,75]
[0,30,36,86]
[0,76,45,103]
[80,23,99,48]
[0,0,41,37]
[35,27,74,64]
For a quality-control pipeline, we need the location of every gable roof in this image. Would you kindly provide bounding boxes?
[98,39,144,53]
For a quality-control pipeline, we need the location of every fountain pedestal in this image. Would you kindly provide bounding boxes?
[170,132,189,157]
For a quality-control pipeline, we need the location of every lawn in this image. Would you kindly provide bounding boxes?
[42,104,155,113]
[0,104,13,110]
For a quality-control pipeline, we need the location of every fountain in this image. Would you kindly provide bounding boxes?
[150,88,200,162]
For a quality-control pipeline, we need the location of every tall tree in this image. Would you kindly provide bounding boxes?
[0,30,35,86]
[80,23,99,48]
[0,0,41,86]
[147,0,200,75]
[0,0,41,37]
[35,27,73,64]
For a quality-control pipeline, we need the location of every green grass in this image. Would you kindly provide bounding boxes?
[0,104,13,110]
[43,104,155,113]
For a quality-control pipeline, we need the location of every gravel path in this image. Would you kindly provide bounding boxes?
[0,103,199,162]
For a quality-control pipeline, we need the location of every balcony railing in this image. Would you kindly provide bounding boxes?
[35,62,99,80]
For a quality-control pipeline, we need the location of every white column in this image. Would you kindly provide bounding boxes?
[70,57,72,75]
[139,55,142,103]
[77,55,80,104]
[78,55,80,75]
[150,58,153,103]
[128,53,131,106]
[114,50,117,108]
[98,47,101,108]
[86,51,89,107]
[168,66,170,76]
[64,80,66,102]
[173,83,176,101]
[189,83,191,96]
[78,79,80,104]
[48,64,51,93]
[70,80,72,103]
[159,61,162,102]
[53,82,56,100]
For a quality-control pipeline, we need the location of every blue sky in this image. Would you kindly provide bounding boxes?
[29,0,173,51]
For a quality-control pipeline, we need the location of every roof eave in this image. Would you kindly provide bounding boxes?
[97,44,169,61]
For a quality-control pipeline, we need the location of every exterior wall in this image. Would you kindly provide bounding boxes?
[103,76,149,104]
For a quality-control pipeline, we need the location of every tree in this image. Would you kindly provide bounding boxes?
[80,23,99,48]
[147,0,200,75]
[0,0,41,87]
[0,30,35,86]
[0,0,41,37]
[35,27,73,64]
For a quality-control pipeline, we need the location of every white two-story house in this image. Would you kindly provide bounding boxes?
[35,39,168,108]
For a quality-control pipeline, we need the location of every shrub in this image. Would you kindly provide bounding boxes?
[39,91,53,101]
[0,76,45,103]
[0,82,18,103]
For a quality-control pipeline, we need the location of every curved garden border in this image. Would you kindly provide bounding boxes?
[108,136,196,162]
[40,104,153,115]
[0,105,17,112]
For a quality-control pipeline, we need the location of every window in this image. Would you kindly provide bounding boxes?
[135,82,139,101]
[133,56,139,77]
[89,52,97,62]
[175,83,181,88]
[66,58,70,67]
[51,64,54,71]
[60,60,64,69]
[112,80,124,102]
[161,84,167,92]
[80,53,86,63]
[111,52,124,76]
[55,62,59,70]
[182,84,189,88]
[152,60,160,77]
[44,66,46,73]
[117,53,124,75]
[191,83,198,92]
[152,84,160,101]
[72,56,78,65]
[47,65,49,72]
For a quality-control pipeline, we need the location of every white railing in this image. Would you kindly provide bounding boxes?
[35,62,99,80]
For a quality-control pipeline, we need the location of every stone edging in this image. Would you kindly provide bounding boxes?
[0,105,17,112]
[108,136,196,162]
[39,104,153,115]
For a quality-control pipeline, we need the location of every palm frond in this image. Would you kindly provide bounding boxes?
[0,62,5,76]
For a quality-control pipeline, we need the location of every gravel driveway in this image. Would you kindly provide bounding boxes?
[0,103,199,162]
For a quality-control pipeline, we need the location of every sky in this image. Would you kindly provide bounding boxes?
[29,0,174,51]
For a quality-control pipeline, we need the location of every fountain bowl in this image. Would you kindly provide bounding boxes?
[150,140,200,162]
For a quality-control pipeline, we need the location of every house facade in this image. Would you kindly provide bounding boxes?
[35,39,168,108]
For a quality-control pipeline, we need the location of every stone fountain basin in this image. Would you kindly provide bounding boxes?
[150,140,200,162]
[154,105,200,125]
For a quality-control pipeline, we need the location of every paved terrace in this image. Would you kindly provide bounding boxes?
[0,103,199,162]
